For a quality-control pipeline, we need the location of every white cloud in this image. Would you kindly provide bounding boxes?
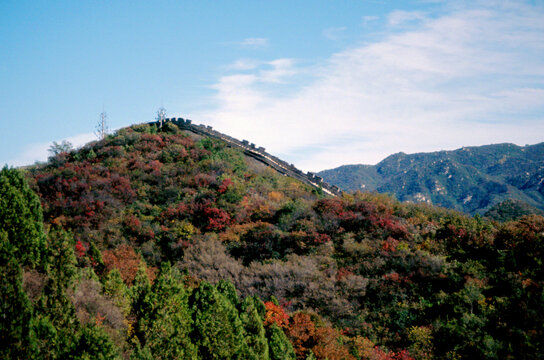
[226,59,260,71]
[388,10,426,26]
[238,37,269,48]
[199,1,544,172]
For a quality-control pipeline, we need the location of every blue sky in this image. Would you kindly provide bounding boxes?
[1,0,543,171]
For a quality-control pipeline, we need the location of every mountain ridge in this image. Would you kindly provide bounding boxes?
[318,142,544,215]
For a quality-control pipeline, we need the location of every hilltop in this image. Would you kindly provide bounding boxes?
[319,142,544,216]
[1,121,543,359]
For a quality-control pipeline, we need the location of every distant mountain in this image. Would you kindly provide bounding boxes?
[319,142,544,215]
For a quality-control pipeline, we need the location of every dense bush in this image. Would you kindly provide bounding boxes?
[0,123,541,358]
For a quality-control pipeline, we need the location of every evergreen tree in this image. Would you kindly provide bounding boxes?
[104,268,130,316]
[190,282,246,359]
[239,296,270,360]
[137,263,197,359]
[88,241,105,275]
[32,228,80,358]
[0,168,46,359]
[216,279,240,307]
[267,324,296,360]
[0,167,46,268]
[67,323,121,360]
[130,262,154,348]
[0,234,34,360]
[130,344,154,360]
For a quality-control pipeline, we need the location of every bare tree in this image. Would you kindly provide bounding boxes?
[156,107,166,128]
[96,111,109,140]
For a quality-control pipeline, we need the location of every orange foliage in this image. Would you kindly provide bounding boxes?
[102,244,157,285]
[286,312,316,358]
[264,301,289,328]
[312,327,356,360]
[268,191,284,202]
[348,336,376,360]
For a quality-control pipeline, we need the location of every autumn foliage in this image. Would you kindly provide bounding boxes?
[6,122,540,359]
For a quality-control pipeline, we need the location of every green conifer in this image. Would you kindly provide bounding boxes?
[240,296,270,360]
[267,324,296,360]
[68,323,121,359]
[0,166,46,268]
[140,262,197,359]
[0,244,34,360]
[190,282,246,359]
[104,268,130,315]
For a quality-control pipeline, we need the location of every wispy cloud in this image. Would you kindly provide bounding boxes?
[388,10,426,26]
[323,26,347,40]
[238,37,269,48]
[226,59,261,71]
[362,15,379,26]
[200,1,544,171]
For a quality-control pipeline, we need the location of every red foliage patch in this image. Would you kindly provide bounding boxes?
[264,301,289,328]
[382,237,400,253]
[75,240,87,258]
[203,207,231,231]
[218,178,233,194]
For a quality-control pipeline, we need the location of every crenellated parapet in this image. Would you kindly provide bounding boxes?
[148,117,343,196]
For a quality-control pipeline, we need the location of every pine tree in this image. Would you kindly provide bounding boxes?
[0,168,47,359]
[68,323,121,359]
[32,227,80,358]
[137,262,197,359]
[190,282,246,359]
[0,235,35,360]
[0,166,47,268]
[267,324,296,360]
[239,296,270,360]
[104,269,130,316]
[130,262,154,348]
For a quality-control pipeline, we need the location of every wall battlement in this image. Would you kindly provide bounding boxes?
[149,117,342,196]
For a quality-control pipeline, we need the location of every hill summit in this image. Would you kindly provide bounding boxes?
[1,120,543,359]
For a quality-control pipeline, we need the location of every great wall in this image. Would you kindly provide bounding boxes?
[149,117,343,197]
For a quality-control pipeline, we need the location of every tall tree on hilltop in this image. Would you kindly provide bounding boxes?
[96,111,109,140]
[156,107,166,128]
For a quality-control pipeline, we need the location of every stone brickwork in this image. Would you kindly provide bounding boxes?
[149,117,342,196]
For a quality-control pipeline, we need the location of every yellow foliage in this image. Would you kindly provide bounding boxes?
[268,191,284,202]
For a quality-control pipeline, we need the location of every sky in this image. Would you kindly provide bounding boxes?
[1,0,543,171]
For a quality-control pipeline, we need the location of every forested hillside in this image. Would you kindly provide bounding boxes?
[319,143,544,216]
[1,122,543,359]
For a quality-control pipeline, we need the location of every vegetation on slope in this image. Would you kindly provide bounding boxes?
[1,122,543,359]
[484,199,544,222]
[318,143,544,215]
